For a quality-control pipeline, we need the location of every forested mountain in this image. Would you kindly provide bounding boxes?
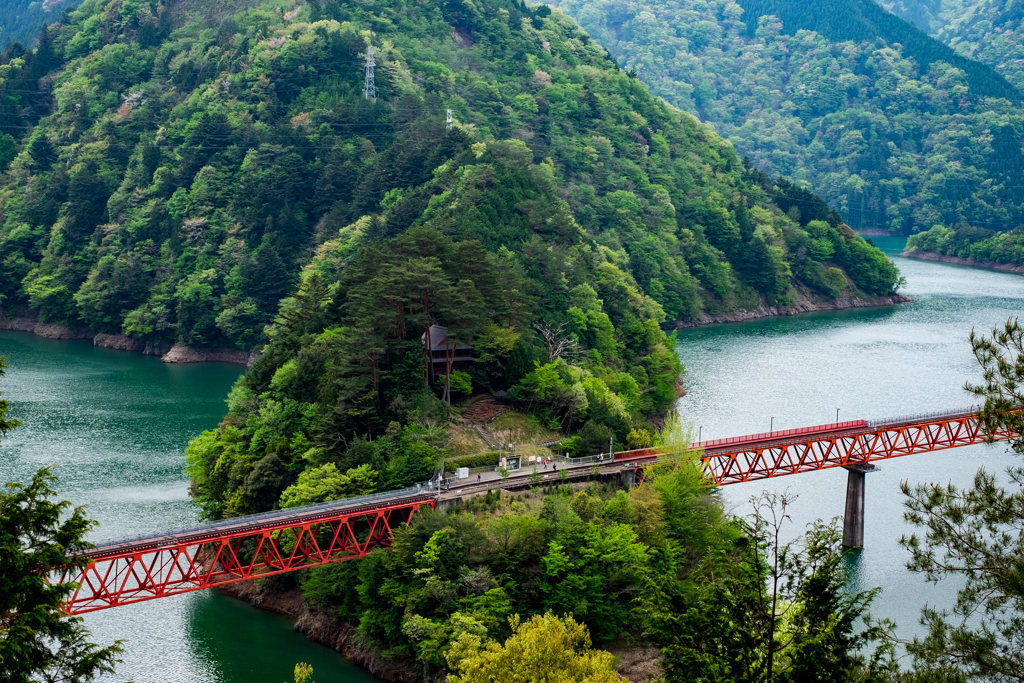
[874,0,941,32]
[0,0,80,46]
[882,0,1024,91]
[0,0,898,351]
[0,0,899,514]
[741,0,1019,99]
[551,0,1024,234]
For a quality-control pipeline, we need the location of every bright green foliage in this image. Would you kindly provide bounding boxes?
[551,0,1024,235]
[279,463,377,508]
[299,466,890,681]
[300,470,714,672]
[0,467,125,682]
[288,663,315,683]
[540,521,649,640]
[906,223,1024,266]
[446,612,621,683]
[437,371,473,399]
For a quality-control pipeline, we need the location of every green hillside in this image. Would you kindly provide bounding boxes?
[0,0,900,346]
[875,0,941,31]
[553,0,1024,234]
[739,0,1019,100]
[872,0,1024,91]
[929,0,1024,90]
[0,0,900,517]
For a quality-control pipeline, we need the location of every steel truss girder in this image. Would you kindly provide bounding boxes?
[62,499,434,616]
[699,416,1011,485]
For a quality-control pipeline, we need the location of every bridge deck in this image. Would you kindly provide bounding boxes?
[62,407,1010,615]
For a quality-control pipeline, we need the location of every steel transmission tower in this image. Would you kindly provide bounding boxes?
[446,109,452,129]
[363,45,376,102]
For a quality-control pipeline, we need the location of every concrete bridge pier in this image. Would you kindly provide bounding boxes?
[438,496,462,513]
[620,468,636,488]
[842,463,879,548]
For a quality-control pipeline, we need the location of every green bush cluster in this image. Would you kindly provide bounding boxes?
[905,223,1024,265]
[299,471,719,669]
[299,468,891,680]
[446,452,501,470]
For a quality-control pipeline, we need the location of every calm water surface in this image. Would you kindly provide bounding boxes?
[676,236,1023,638]
[0,333,378,683]
[1,235,1021,677]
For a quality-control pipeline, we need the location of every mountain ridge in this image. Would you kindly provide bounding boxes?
[552,0,1024,234]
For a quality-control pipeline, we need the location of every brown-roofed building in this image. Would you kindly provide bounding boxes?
[421,325,473,376]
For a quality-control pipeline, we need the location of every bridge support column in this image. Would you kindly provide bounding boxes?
[438,497,462,513]
[620,469,635,488]
[842,463,879,548]
[842,468,865,548]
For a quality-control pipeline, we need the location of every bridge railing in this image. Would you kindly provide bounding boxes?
[867,406,977,428]
[88,479,444,553]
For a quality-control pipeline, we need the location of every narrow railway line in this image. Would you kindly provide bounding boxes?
[62,407,1009,615]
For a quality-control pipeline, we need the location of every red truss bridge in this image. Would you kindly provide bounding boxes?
[61,407,1012,615]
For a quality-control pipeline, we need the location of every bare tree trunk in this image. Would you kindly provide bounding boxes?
[443,343,456,404]
[424,324,432,383]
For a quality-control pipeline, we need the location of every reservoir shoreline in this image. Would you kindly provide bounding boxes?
[1,286,914,360]
[674,291,911,328]
[0,316,256,365]
[900,249,1024,276]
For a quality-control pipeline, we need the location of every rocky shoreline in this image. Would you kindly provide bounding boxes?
[217,580,662,683]
[674,290,912,328]
[900,250,1024,276]
[0,317,255,365]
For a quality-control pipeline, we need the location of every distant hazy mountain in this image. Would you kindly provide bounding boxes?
[875,0,942,31]
[0,0,79,46]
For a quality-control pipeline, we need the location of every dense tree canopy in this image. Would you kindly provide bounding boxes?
[0,0,899,357]
[880,0,1024,92]
[0,0,879,518]
[298,467,892,681]
[905,222,1024,265]
[551,0,1024,235]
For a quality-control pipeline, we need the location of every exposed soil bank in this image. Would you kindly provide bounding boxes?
[160,343,254,365]
[674,290,912,328]
[901,250,1024,276]
[0,317,253,365]
[0,316,94,340]
[218,581,662,682]
[855,228,903,237]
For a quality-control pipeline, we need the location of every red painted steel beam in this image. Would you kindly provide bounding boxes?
[695,412,1013,485]
[61,497,435,616]
[57,410,1016,616]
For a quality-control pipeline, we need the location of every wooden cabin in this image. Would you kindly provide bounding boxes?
[421,325,474,374]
